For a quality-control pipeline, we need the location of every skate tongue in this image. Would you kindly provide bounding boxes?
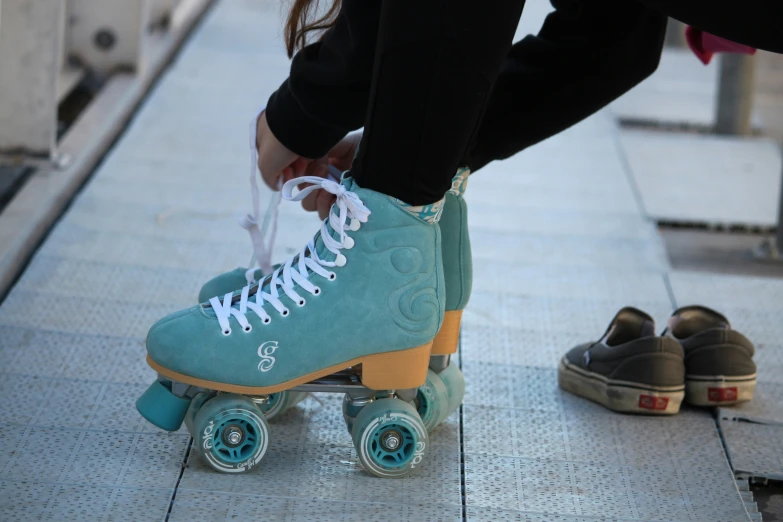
[313,176,358,262]
[313,227,339,263]
[203,177,360,315]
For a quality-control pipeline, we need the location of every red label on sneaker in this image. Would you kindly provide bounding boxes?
[638,395,670,411]
[708,387,738,402]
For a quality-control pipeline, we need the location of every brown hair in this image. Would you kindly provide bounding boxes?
[284,0,342,58]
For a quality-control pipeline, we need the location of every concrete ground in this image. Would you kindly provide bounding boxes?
[0,1,781,520]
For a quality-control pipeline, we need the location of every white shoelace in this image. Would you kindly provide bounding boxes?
[239,108,279,282]
[239,108,341,285]
[210,176,371,335]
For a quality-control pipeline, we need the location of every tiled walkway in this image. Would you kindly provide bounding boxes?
[0,1,775,520]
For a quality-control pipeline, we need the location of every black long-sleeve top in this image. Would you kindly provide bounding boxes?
[268,0,775,171]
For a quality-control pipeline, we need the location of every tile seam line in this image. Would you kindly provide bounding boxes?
[166,488,465,509]
[465,505,678,522]
[0,371,151,387]
[0,423,190,437]
[608,114,650,218]
[165,437,193,522]
[663,242,750,519]
[0,478,176,491]
[458,333,467,522]
[459,451,730,469]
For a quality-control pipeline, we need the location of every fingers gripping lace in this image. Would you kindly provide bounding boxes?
[210,176,371,334]
[240,107,343,285]
[240,108,279,280]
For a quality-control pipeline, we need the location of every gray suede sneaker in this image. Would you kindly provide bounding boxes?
[662,306,756,407]
[558,307,685,414]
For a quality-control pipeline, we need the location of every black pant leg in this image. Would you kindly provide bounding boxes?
[350,0,526,206]
[468,0,666,172]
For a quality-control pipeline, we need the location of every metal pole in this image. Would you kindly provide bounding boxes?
[715,54,756,136]
[777,145,783,253]
[0,0,65,157]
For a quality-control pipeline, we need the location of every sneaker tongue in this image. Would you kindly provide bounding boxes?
[671,306,729,337]
[606,308,655,345]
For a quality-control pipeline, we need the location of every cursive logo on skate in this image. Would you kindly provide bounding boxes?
[257,341,279,372]
[202,420,215,450]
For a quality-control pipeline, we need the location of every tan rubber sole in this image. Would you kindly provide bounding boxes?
[685,375,756,406]
[147,341,433,395]
[431,310,462,356]
[558,358,684,415]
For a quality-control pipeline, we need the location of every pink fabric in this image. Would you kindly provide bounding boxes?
[686,26,757,65]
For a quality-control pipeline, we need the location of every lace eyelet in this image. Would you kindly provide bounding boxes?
[263,317,271,325]
[335,254,347,267]
[243,325,252,333]
[328,273,336,281]
[313,287,321,295]
[222,328,232,336]
[281,309,290,317]
[343,236,355,249]
[297,299,306,307]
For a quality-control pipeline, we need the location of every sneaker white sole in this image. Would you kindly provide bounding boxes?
[558,357,685,415]
[684,374,756,406]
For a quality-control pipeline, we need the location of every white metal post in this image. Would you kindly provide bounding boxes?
[777,146,783,253]
[0,0,66,158]
[715,54,756,136]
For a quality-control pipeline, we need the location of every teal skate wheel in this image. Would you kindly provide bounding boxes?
[260,391,306,420]
[352,398,428,478]
[192,393,270,473]
[415,370,449,432]
[183,392,211,436]
[136,380,191,432]
[437,361,465,418]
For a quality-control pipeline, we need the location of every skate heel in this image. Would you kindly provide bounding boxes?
[361,342,432,390]
[431,310,462,355]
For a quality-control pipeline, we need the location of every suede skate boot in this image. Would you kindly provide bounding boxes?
[558,307,686,414]
[146,175,444,390]
[139,176,445,477]
[412,168,471,431]
[663,306,756,406]
[199,169,474,431]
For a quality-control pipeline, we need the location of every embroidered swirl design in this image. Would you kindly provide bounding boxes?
[384,245,439,333]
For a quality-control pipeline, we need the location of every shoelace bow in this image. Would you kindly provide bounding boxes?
[210,176,371,335]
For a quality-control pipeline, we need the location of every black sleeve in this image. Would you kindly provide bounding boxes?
[468,0,667,172]
[265,0,381,159]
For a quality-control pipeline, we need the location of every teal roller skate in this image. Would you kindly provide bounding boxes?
[414,168,471,429]
[197,168,473,434]
[137,176,444,477]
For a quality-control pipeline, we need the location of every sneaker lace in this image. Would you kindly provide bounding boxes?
[210,176,371,335]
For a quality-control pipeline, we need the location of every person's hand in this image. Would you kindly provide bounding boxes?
[327,130,362,172]
[256,111,311,189]
[300,131,363,220]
